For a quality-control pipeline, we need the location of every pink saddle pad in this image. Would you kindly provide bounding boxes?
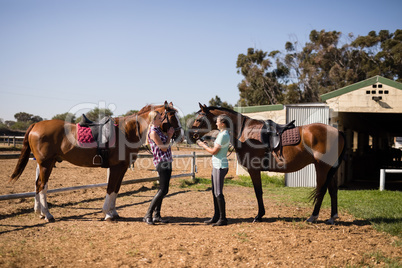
[77,124,95,144]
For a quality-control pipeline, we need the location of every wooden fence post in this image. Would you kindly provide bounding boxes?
[191,151,196,182]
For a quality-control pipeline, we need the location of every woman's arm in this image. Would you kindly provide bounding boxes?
[197,140,221,155]
[149,131,171,152]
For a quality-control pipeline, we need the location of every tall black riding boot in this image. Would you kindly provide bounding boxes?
[204,194,219,224]
[143,190,163,225]
[153,200,169,223]
[212,194,227,226]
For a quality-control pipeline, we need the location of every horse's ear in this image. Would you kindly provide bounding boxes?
[169,102,174,109]
[164,101,169,110]
[199,103,207,112]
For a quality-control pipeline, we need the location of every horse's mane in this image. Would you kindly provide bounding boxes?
[207,106,239,114]
[137,104,163,115]
[201,105,258,123]
[197,106,240,116]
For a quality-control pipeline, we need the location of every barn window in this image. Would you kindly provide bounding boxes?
[366,90,371,94]
[378,84,383,88]
[372,84,377,88]
[385,90,389,94]
[371,90,376,94]
[379,90,383,94]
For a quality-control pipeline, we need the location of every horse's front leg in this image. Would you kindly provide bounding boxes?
[248,169,265,222]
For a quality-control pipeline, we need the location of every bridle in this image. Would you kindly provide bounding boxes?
[161,109,182,140]
[192,111,236,157]
[191,112,207,140]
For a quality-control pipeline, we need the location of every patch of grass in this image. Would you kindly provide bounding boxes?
[231,174,285,188]
[179,174,285,189]
[264,186,402,239]
[338,190,402,238]
[358,251,401,267]
[178,177,210,190]
[233,231,249,243]
[181,174,401,239]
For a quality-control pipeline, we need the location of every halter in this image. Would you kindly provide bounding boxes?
[161,110,181,131]
[193,111,236,158]
[192,112,209,138]
[161,110,182,142]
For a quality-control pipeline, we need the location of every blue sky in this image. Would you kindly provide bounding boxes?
[0,0,400,121]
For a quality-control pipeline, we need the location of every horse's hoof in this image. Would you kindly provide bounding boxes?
[306,215,319,223]
[46,217,55,223]
[104,214,118,221]
[326,216,339,225]
[253,217,262,223]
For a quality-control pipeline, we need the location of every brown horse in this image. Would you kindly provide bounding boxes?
[189,104,345,224]
[10,101,183,222]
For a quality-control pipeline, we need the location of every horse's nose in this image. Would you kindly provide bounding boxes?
[193,133,200,140]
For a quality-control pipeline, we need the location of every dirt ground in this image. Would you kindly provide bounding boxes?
[0,148,400,267]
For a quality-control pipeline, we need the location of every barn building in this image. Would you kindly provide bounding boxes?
[234,76,402,190]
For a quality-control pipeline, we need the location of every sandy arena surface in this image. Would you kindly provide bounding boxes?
[0,148,400,267]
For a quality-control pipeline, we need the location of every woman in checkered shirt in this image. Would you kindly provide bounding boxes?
[143,111,174,225]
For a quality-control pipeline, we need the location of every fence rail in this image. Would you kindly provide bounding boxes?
[0,153,210,201]
[379,168,402,191]
[0,136,24,146]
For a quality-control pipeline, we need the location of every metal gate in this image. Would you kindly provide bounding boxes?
[285,104,329,187]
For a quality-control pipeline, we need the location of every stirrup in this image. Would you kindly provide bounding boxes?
[93,155,103,165]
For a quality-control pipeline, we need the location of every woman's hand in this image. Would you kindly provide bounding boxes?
[197,140,205,148]
[197,139,221,155]
[167,127,174,139]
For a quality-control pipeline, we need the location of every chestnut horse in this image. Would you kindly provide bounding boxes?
[189,104,345,224]
[10,101,183,222]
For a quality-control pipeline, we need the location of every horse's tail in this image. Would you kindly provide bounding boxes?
[310,130,347,204]
[10,123,35,182]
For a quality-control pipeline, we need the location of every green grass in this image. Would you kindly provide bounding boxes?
[263,186,402,238]
[180,175,402,239]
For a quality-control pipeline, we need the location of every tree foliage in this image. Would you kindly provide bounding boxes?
[236,29,402,105]
[14,112,33,122]
[122,110,139,117]
[84,107,113,121]
[9,112,44,130]
[208,95,234,110]
[52,112,76,122]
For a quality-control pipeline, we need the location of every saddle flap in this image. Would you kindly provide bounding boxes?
[261,123,280,150]
[261,119,296,150]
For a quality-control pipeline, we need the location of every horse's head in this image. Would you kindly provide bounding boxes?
[187,103,218,143]
[160,101,184,142]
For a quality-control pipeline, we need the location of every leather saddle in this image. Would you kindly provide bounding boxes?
[261,119,296,152]
[79,114,115,167]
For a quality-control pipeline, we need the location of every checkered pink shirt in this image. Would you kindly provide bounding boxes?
[148,126,173,166]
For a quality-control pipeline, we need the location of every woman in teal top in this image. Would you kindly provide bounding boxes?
[197,114,231,226]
